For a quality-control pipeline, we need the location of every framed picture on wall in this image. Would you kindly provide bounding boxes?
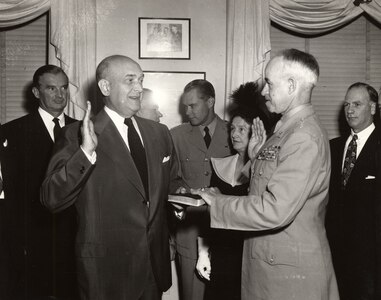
[143,71,205,128]
[139,18,191,59]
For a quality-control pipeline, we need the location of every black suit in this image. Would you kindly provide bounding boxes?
[326,126,381,300]
[0,111,78,299]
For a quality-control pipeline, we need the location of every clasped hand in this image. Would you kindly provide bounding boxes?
[196,251,211,281]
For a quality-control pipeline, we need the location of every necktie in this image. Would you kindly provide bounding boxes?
[52,118,62,142]
[342,134,358,188]
[124,118,149,199]
[204,126,211,148]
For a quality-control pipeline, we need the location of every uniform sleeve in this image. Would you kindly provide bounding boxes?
[210,131,325,231]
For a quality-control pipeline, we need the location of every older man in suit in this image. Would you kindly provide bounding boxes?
[170,79,233,300]
[326,82,381,300]
[0,65,76,299]
[41,55,179,300]
[0,65,78,299]
[194,49,339,300]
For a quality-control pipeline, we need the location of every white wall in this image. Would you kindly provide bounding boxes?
[96,0,228,123]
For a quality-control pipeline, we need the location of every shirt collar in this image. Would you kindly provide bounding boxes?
[211,154,249,187]
[38,107,65,125]
[199,115,217,136]
[104,105,128,126]
[350,123,375,141]
[280,104,311,124]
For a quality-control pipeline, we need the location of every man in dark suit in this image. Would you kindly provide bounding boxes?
[0,65,78,299]
[326,82,381,300]
[41,55,179,300]
[170,79,233,300]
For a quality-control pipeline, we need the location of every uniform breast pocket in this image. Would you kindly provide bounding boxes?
[180,159,200,180]
[251,160,276,193]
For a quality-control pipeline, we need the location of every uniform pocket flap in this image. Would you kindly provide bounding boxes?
[251,240,299,267]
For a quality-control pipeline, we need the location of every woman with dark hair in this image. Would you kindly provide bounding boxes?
[196,82,277,300]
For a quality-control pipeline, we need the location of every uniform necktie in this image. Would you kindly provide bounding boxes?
[52,117,62,142]
[342,134,358,188]
[124,118,149,199]
[204,126,211,148]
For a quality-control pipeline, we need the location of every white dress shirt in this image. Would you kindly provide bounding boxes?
[38,107,65,142]
[0,163,3,199]
[104,106,144,149]
[342,123,375,170]
[82,107,145,164]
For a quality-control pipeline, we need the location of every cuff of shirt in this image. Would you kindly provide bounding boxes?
[81,146,97,164]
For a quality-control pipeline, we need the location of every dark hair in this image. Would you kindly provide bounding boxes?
[228,81,275,133]
[281,48,320,81]
[32,65,68,88]
[347,82,380,125]
[183,79,215,101]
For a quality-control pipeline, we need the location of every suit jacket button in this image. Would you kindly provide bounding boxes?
[80,166,85,174]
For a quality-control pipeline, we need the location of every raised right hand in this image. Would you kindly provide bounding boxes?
[248,117,266,161]
[80,101,98,156]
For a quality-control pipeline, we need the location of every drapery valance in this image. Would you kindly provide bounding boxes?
[270,0,381,35]
[226,0,381,104]
[0,0,50,27]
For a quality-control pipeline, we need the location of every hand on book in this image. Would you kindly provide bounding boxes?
[190,187,221,206]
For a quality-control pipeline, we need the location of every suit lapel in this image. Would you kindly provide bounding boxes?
[350,129,378,179]
[135,118,161,214]
[94,110,146,199]
[64,114,77,126]
[32,112,54,144]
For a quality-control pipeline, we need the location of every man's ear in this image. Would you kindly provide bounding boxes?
[32,87,40,99]
[98,79,111,96]
[207,97,215,108]
[370,102,376,116]
[288,77,296,94]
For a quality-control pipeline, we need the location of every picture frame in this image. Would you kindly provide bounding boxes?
[143,71,205,128]
[139,18,191,59]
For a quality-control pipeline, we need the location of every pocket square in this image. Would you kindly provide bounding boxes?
[162,155,170,163]
[365,175,375,179]
[3,139,7,147]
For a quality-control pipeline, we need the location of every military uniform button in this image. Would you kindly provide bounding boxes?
[269,256,274,264]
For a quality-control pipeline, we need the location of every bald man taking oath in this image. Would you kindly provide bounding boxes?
[41,55,180,300]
